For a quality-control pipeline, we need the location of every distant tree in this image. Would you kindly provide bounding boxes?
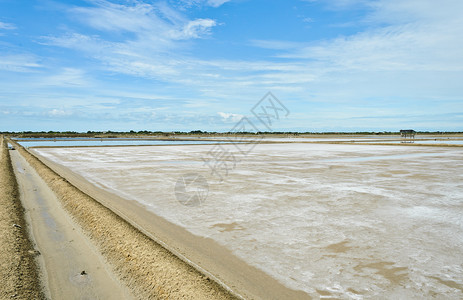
[189,130,202,134]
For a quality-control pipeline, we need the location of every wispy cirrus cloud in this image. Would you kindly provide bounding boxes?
[206,0,231,7]
[172,19,217,39]
[174,0,231,9]
[0,21,16,30]
[42,0,217,80]
[0,54,41,72]
[70,0,216,40]
[256,0,463,74]
[46,0,463,94]
[27,0,463,118]
[40,68,89,87]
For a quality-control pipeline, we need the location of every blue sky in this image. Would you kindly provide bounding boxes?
[0,0,462,132]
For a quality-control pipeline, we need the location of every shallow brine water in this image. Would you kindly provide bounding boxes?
[15,138,231,147]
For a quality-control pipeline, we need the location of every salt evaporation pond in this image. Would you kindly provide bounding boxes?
[32,143,463,299]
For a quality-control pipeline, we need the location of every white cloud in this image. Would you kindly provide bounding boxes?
[73,2,154,32]
[175,0,231,8]
[218,112,244,123]
[302,17,314,23]
[263,0,463,74]
[0,55,41,72]
[207,0,231,7]
[47,109,73,117]
[0,21,16,30]
[368,0,463,24]
[173,19,216,39]
[41,68,89,87]
[42,1,217,80]
[71,1,215,40]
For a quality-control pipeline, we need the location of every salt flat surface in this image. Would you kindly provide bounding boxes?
[204,135,463,144]
[33,143,463,299]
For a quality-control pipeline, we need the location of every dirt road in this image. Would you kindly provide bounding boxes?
[9,149,133,299]
[0,138,44,299]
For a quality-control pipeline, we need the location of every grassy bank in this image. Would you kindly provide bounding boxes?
[0,137,44,299]
[8,139,238,300]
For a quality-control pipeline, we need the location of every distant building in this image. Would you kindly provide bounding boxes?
[400,129,416,139]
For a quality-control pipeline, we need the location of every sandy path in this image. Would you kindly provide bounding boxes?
[10,149,133,299]
[0,138,44,299]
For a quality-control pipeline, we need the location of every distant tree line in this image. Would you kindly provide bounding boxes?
[0,130,462,138]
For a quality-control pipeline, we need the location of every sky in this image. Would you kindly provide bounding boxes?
[0,0,462,132]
